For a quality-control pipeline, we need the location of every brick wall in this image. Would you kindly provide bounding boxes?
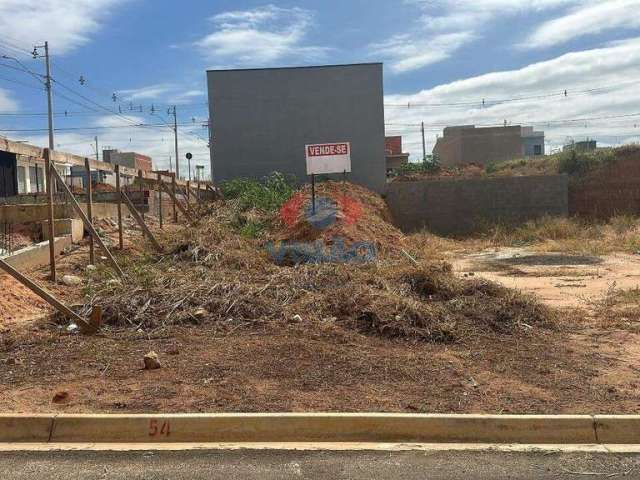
[386,175,568,235]
[385,136,402,155]
[569,153,640,218]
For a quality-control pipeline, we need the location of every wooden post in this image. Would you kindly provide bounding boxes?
[120,190,163,252]
[44,149,56,282]
[157,172,163,229]
[0,259,91,329]
[138,169,144,221]
[115,165,124,250]
[85,158,95,265]
[186,180,191,206]
[160,180,196,224]
[50,166,125,278]
[171,173,178,223]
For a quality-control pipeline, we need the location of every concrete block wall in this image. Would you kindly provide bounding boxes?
[386,175,568,235]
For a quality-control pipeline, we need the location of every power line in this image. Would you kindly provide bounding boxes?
[383,79,640,108]
[0,122,201,133]
[0,75,43,90]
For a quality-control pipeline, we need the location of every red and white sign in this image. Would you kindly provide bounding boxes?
[305,142,351,175]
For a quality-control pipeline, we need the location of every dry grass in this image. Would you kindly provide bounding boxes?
[78,183,556,344]
[444,215,640,256]
[591,283,640,332]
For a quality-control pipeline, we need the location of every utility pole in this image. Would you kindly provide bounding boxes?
[169,106,179,179]
[421,121,426,162]
[94,136,99,161]
[33,41,54,150]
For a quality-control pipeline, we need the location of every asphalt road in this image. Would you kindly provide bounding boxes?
[3,450,640,479]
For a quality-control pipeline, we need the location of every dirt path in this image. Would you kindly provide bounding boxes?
[451,248,640,308]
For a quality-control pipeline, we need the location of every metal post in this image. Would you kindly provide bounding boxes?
[115,165,124,250]
[311,174,316,215]
[85,158,95,265]
[44,149,56,281]
[172,173,178,223]
[157,172,163,229]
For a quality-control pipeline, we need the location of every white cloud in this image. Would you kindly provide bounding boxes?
[119,84,174,102]
[0,0,126,55]
[373,0,584,73]
[384,38,640,157]
[371,32,475,74]
[0,87,18,112]
[195,5,329,66]
[525,0,640,49]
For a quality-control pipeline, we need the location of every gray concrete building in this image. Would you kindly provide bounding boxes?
[433,125,545,167]
[207,63,386,193]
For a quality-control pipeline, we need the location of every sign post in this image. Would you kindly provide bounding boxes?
[305,142,351,213]
[185,152,193,182]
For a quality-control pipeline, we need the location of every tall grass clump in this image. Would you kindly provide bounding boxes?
[220,172,296,212]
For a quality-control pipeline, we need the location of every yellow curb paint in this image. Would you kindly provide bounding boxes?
[595,415,640,444]
[28,414,601,444]
[0,414,54,443]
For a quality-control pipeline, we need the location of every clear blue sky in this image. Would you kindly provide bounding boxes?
[1,0,640,175]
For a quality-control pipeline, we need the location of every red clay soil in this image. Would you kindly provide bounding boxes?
[1,201,639,414]
[1,314,639,414]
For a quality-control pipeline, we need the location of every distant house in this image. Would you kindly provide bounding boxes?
[385,136,410,175]
[563,140,597,152]
[0,137,47,197]
[433,125,545,168]
[103,149,153,172]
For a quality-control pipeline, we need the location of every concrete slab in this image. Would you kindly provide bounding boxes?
[1,236,72,270]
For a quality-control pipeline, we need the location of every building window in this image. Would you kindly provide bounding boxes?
[29,165,42,193]
[534,145,542,155]
[17,166,27,194]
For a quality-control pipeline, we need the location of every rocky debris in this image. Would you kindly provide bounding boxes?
[61,275,82,287]
[52,391,70,404]
[143,351,161,370]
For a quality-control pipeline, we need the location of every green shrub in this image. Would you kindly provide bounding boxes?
[220,172,296,212]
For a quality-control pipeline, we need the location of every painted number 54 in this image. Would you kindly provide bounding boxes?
[148,419,171,437]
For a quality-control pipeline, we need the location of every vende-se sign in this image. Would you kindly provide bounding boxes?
[305,142,351,175]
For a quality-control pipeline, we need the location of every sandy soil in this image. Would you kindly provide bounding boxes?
[452,248,640,309]
[1,229,640,414]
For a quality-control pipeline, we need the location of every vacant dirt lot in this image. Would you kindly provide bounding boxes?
[2,221,640,414]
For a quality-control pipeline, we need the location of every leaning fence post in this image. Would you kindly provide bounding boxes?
[44,148,56,282]
[172,173,178,223]
[138,169,144,221]
[50,166,125,278]
[85,158,95,265]
[157,172,163,229]
[115,164,124,250]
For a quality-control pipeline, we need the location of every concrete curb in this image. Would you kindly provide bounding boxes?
[2,414,639,445]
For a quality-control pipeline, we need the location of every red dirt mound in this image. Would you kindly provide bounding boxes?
[273,181,402,254]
